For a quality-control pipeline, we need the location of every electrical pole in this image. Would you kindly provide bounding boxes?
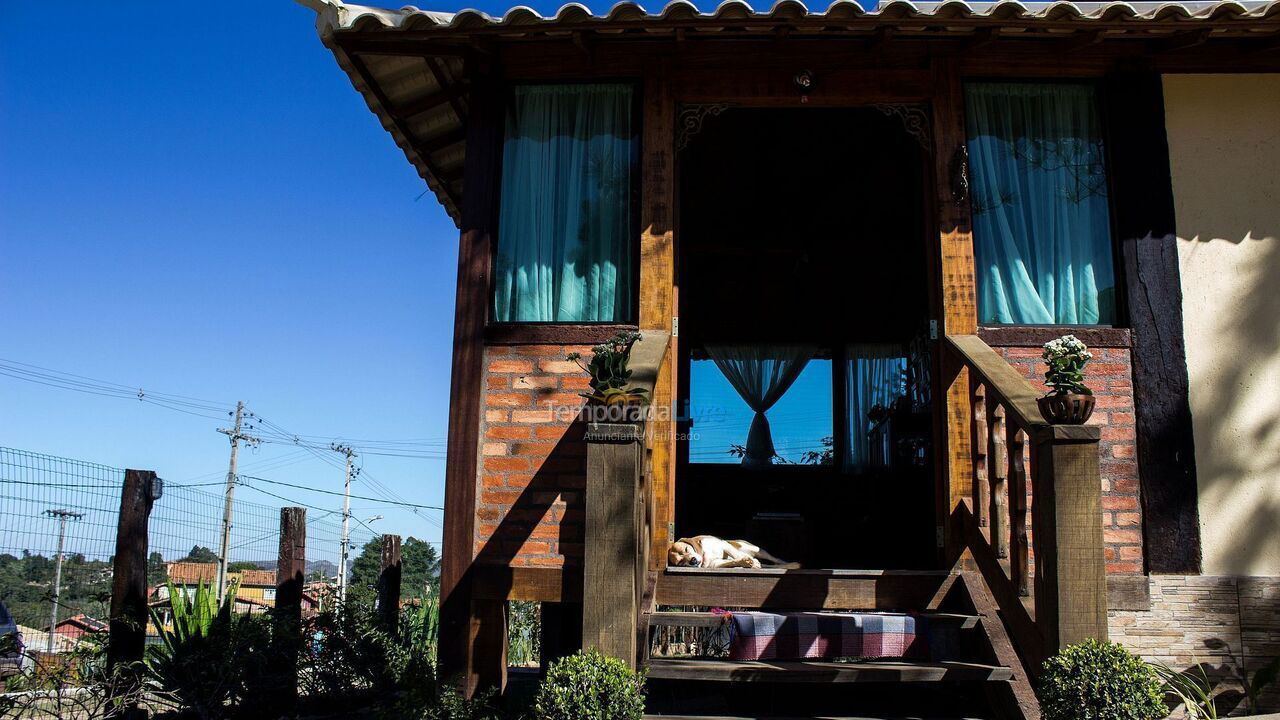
[45,509,83,654]
[216,401,259,604]
[333,444,358,605]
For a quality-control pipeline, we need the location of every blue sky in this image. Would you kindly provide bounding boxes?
[0,1,836,564]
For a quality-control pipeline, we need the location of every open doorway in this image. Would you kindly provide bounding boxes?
[675,107,937,570]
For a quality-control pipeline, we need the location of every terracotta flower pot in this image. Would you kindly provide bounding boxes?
[1037,393,1096,425]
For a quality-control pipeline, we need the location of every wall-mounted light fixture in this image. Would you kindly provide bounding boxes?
[794,69,814,103]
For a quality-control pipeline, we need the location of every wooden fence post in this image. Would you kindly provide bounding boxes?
[1033,426,1108,652]
[583,421,644,668]
[378,534,402,635]
[109,469,158,668]
[273,507,306,710]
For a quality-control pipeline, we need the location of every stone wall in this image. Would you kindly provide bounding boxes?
[1110,575,1280,715]
[475,344,591,568]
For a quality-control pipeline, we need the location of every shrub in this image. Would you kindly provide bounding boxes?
[1038,639,1167,720]
[533,649,646,720]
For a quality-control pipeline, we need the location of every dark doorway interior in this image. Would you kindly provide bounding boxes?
[675,107,937,570]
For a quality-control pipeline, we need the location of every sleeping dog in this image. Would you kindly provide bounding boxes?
[667,535,800,570]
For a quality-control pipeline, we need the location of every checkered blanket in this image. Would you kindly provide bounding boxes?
[726,611,933,661]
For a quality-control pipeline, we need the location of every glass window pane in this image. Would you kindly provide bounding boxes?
[493,84,638,323]
[689,356,833,465]
[965,82,1117,325]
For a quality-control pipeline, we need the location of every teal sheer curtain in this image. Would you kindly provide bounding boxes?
[965,83,1116,325]
[845,345,907,471]
[493,84,637,322]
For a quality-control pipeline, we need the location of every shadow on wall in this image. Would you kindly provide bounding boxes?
[1179,228,1280,576]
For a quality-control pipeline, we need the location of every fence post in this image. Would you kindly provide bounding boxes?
[108,469,158,668]
[378,534,402,635]
[273,507,306,711]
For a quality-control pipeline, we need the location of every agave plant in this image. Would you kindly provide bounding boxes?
[145,578,273,719]
[567,330,648,405]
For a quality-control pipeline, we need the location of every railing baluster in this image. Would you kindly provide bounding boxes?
[1008,425,1030,597]
[972,383,990,530]
[990,404,1009,560]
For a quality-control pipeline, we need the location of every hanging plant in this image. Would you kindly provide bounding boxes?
[566,331,648,406]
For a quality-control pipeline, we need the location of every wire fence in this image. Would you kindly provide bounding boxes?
[0,446,376,638]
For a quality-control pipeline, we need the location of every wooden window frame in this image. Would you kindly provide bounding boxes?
[959,78,1130,331]
[485,79,645,338]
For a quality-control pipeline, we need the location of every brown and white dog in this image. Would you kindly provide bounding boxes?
[667,535,800,570]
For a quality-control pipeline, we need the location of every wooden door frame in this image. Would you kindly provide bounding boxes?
[655,62,970,569]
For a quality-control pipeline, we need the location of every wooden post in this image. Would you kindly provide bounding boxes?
[438,57,506,697]
[108,469,157,669]
[273,507,306,710]
[378,534,403,635]
[583,421,644,668]
[1033,426,1108,652]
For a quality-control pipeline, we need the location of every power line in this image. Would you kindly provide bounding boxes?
[236,475,441,511]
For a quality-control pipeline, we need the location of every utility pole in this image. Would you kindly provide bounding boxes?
[333,444,358,605]
[45,509,83,654]
[216,401,259,604]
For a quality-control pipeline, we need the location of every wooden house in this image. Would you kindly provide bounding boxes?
[303,0,1280,715]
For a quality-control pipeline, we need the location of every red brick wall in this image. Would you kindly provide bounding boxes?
[475,344,592,568]
[994,346,1144,574]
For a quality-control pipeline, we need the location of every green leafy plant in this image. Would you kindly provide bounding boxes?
[145,578,276,719]
[1042,334,1094,396]
[567,331,648,405]
[533,649,646,720]
[1038,639,1167,720]
[1152,661,1219,720]
[508,600,541,667]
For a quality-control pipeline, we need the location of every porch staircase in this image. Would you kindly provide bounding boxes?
[637,568,1039,720]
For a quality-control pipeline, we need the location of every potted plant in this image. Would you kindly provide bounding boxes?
[567,331,648,421]
[1037,334,1096,424]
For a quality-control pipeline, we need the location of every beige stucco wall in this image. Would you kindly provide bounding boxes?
[1163,74,1280,576]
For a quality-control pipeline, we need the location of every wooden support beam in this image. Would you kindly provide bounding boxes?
[272,507,306,713]
[378,534,403,635]
[423,55,468,123]
[438,60,505,697]
[582,421,645,668]
[1150,28,1213,54]
[391,82,470,121]
[420,126,468,156]
[108,470,158,669]
[337,38,478,58]
[657,568,955,610]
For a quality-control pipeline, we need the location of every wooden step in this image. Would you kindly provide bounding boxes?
[646,658,1012,683]
[657,568,957,611]
[649,610,979,630]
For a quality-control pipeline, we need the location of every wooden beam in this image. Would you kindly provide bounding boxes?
[272,507,306,713]
[108,470,158,671]
[471,565,583,603]
[639,63,677,572]
[438,61,505,698]
[378,534,403,634]
[423,55,469,123]
[930,56,977,566]
[656,568,955,610]
[957,572,1042,720]
[582,422,644,668]
[337,38,479,58]
[420,126,468,156]
[647,658,1013,683]
[346,53,462,213]
[391,82,470,121]
[1103,71,1202,573]
[1150,28,1213,54]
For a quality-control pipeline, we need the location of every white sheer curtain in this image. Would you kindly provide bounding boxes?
[845,344,907,471]
[706,344,817,468]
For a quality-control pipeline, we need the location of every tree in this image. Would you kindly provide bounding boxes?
[179,546,218,564]
[226,561,263,573]
[147,551,167,586]
[346,535,440,607]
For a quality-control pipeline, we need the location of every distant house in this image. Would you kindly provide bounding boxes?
[51,614,107,639]
[151,563,320,624]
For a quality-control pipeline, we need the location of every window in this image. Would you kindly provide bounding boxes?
[688,346,833,466]
[844,345,907,471]
[492,84,639,323]
[965,82,1117,325]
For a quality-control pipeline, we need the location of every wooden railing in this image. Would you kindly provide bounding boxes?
[581,330,669,669]
[946,335,1108,668]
